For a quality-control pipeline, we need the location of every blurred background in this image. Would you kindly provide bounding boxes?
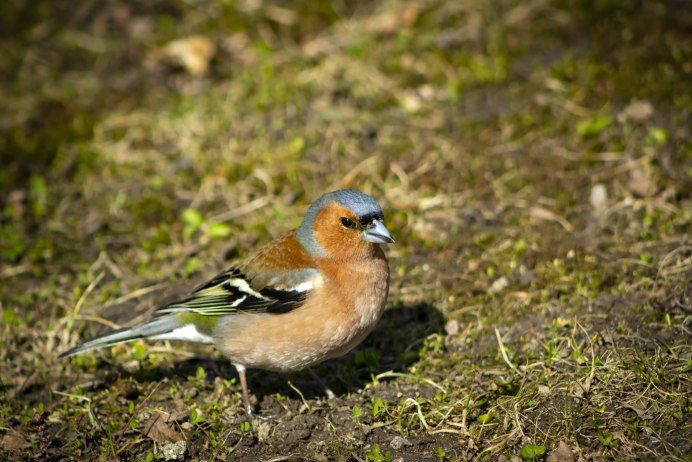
[0,0,690,460]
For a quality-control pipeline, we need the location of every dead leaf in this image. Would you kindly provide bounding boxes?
[1,432,30,451]
[161,36,216,76]
[143,410,184,444]
[367,7,419,35]
[264,5,298,25]
[546,441,575,462]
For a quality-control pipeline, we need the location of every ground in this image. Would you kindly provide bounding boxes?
[0,0,690,461]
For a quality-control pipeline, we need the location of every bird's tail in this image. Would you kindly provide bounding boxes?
[59,317,179,358]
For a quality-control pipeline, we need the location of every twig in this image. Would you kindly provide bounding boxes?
[495,328,518,372]
[404,398,430,430]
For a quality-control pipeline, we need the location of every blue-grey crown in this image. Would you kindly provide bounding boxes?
[296,190,384,255]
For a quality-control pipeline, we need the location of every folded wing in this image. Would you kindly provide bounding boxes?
[155,266,316,317]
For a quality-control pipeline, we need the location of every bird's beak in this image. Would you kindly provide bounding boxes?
[363,220,395,244]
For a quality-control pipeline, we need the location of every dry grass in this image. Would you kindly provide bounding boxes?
[1,0,690,460]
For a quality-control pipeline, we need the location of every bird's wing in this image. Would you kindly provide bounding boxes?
[154,266,317,317]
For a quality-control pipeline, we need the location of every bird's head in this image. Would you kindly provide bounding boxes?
[297,189,394,258]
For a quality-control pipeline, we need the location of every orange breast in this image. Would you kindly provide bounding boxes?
[214,250,389,372]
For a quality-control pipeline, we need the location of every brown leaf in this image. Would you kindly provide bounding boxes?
[1,432,30,451]
[546,441,575,462]
[143,410,184,444]
[368,7,419,35]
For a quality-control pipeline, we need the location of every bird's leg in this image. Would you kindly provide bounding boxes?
[307,367,336,400]
[234,364,253,418]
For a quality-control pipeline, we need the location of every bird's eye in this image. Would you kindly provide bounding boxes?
[340,217,356,229]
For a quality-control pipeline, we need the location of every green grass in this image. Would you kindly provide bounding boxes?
[1,0,690,460]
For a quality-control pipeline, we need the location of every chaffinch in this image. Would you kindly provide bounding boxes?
[60,189,394,416]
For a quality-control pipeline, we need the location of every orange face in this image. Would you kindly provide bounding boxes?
[312,202,379,259]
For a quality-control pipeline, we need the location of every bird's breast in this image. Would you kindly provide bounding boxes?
[215,254,390,372]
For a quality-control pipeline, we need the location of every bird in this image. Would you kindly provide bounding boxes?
[60,189,395,417]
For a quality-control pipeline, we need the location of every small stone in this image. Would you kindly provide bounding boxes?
[489,276,509,293]
[444,319,459,336]
[162,440,187,461]
[390,435,413,450]
[623,100,653,121]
